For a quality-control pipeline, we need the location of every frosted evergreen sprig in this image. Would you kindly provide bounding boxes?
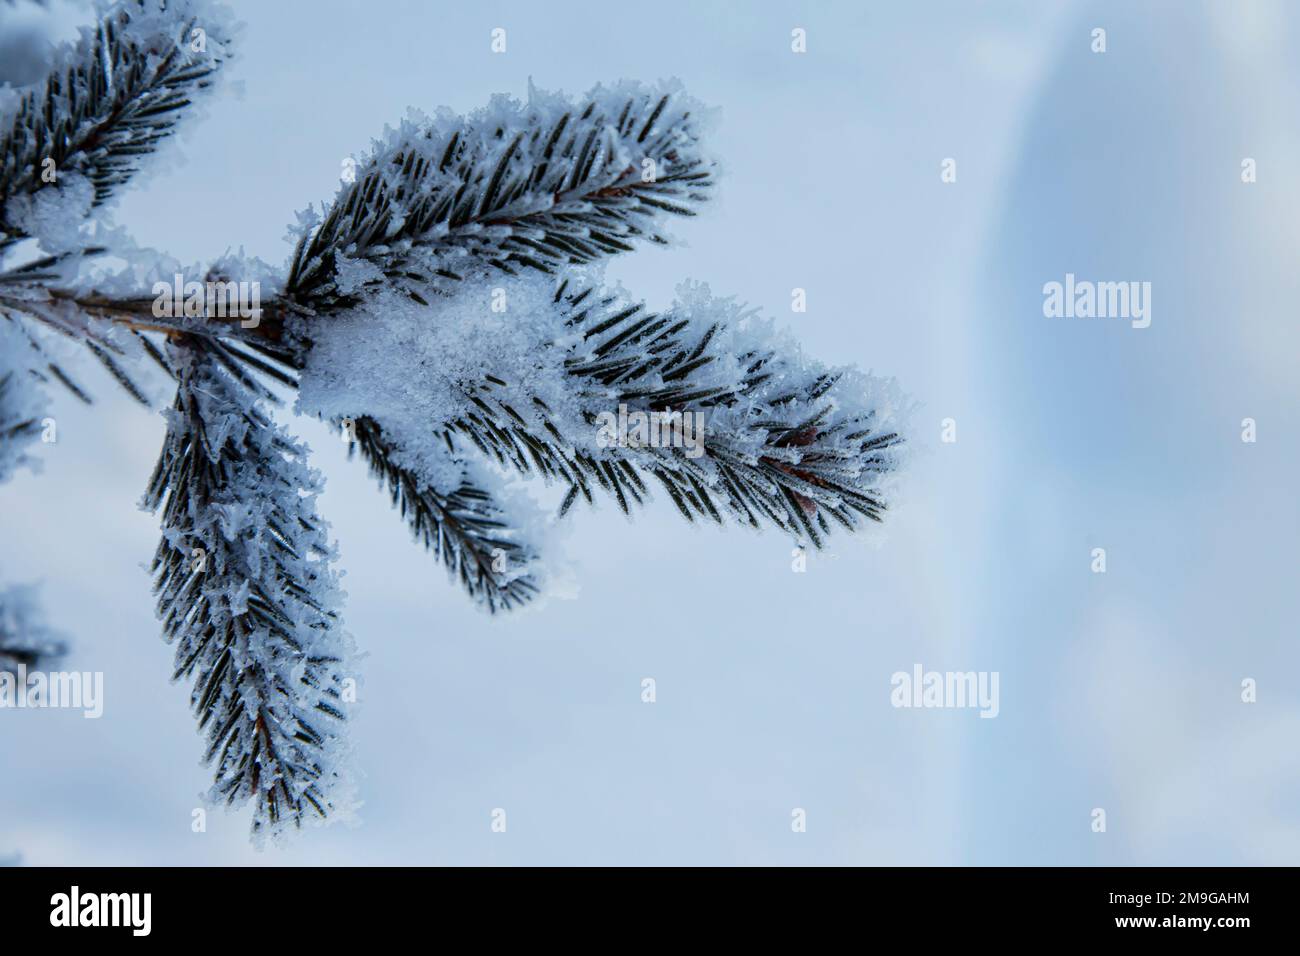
[561,279,906,545]
[283,80,714,315]
[0,0,231,251]
[328,276,908,549]
[345,415,543,614]
[142,338,355,842]
[0,0,908,845]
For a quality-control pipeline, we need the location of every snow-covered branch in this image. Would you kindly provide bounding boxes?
[283,81,715,314]
[0,0,909,845]
[297,273,907,550]
[143,338,355,842]
[0,0,232,253]
[346,416,543,613]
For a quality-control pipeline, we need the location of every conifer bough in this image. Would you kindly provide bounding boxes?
[0,0,908,844]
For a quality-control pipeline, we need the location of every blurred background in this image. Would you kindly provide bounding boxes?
[1,0,1297,865]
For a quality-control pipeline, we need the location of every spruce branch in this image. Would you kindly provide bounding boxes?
[564,282,905,546]
[284,81,714,314]
[346,416,541,613]
[0,0,231,250]
[142,337,354,842]
[0,249,308,407]
[0,260,168,407]
[437,279,907,548]
[0,0,911,847]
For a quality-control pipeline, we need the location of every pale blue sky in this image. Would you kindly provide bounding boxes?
[1,0,1297,865]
